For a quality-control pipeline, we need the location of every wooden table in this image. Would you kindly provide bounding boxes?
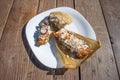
[0,0,120,80]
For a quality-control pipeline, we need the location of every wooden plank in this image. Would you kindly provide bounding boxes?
[57,0,74,7]
[0,0,14,39]
[100,0,120,77]
[38,0,56,13]
[0,0,52,80]
[53,0,79,80]
[75,0,119,80]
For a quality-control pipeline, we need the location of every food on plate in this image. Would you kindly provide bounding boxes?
[37,11,72,45]
[53,28,101,69]
[37,20,51,45]
[36,11,101,69]
[48,12,72,31]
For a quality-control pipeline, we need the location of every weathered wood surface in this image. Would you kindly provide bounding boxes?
[0,0,120,80]
[38,0,56,13]
[100,0,120,77]
[75,0,119,80]
[0,0,51,80]
[0,0,14,39]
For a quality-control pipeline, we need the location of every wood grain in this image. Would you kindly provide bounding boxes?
[0,0,14,40]
[75,0,119,80]
[38,0,56,13]
[57,0,74,8]
[0,0,51,80]
[100,0,120,77]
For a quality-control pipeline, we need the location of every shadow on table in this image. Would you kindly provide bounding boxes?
[22,23,67,75]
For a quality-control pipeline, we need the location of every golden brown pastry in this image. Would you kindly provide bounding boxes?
[48,12,72,31]
[53,28,101,69]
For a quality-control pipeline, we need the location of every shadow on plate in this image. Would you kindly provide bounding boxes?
[22,23,67,75]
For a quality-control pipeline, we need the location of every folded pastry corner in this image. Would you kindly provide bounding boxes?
[52,28,101,69]
[48,12,72,31]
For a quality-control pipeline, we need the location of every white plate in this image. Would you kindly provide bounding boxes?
[25,7,96,68]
